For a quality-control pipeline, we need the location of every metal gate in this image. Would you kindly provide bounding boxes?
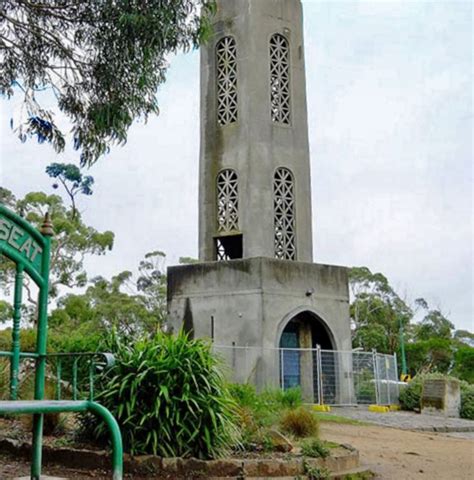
[213,345,400,406]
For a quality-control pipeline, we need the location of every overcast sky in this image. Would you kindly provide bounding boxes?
[0,0,472,331]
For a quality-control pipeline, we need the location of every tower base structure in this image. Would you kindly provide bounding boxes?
[167,257,353,403]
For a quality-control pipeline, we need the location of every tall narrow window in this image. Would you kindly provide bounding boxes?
[217,169,239,233]
[216,36,238,126]
[216,169,241,261]
[274,167,296,260]
[270,34,291,125]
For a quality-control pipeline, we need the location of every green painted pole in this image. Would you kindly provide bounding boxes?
[31,213,53,480]
[88,402,124,480]
[399,320,408,377]
[10,263,24,400]
[0,400,123,480]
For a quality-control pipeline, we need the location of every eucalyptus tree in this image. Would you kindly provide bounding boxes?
[1,0,215,165]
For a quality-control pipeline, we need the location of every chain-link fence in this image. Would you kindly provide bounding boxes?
[213,345,400,406]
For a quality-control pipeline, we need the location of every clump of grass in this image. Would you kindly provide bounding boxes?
[304,462,331,480]
[275,387,302,409]
[301,438,330,458]
[280,406,319,438]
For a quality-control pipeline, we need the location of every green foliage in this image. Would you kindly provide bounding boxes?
[399,377,424,411]
[229,384,303,427]
[2,1,216,165]
[312,412,365,426]
[304,462,331,480]
[45,163,94,218]
[460,383,474,420]
[301,438,330,458]
[228,383,277,449]
[399,373,474,420]
[274,387,303,409]
[82,330,239,458]
[0,300,13,324]
[49,249,169,336]
[415,309,454,341]
[349,266,412,354]
[452,346,474,383]
[0,324,103,355]
[405,338,454,376]
[349,266,473,381]
[0,188,114,317]
[280,407,319,438]
[136,250,168,325]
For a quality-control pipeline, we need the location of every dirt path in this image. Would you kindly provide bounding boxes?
[1,423,473,479]
[321,422,474,480]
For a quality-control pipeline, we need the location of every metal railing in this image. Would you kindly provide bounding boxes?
[0,351,114,402]
[213,345,400,406]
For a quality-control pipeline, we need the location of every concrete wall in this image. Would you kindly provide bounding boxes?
[199,0,313,261]
[167,257,352,397]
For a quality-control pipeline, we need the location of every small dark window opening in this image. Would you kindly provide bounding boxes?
[215,234,243,261]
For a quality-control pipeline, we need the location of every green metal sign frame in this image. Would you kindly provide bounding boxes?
[0,204,123,479]
[0,205,51,407]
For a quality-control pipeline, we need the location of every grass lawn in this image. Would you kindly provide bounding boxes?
[313,412,368,426]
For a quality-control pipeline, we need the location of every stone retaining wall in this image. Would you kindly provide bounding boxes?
[0,438,359,478]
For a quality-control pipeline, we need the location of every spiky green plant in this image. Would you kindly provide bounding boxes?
[82,330,240,458]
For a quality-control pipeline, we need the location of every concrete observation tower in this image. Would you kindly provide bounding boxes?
[167,0,352,402]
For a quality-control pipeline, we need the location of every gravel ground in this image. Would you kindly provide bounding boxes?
[321,421,474,480]
[328,407,474,436]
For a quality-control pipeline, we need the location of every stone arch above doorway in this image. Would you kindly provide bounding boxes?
[278,308,338,402]
[276,307,337,350]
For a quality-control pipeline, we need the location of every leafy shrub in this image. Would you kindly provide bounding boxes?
[229,384,276,449]
[301,438,330,458]
[82,330,239,458]
[399,372,447,411]
[280,407,319,438]
[399,378,423,411]
[460,383,474,420]
[453,346,474,384]
[399,373,474,420]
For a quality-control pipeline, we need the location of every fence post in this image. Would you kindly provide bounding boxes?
[385,356,390,405]
[372,349,380,405]
[393,352,400,403]
[245,344,249,384]
[316,345,323,405]
[280,348,284,391]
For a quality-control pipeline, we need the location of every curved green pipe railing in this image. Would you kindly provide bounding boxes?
[0,400,123,480]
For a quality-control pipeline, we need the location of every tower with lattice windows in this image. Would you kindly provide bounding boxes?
[167,0,352,402]
[198,0,313,262]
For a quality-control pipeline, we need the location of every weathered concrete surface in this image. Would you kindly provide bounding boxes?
[167,257,352,400]
[168,0,353,402]
[322,407,474,433]
[421,378,461,418]
[199,0,313,262]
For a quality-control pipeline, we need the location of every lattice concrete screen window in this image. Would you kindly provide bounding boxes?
[217,169,239,233]
[216,169,242,261]
[270,34,291,124]
[274,167,296,260]
[216,36,238,126]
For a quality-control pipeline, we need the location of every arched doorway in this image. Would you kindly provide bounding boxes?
[279,311,336,403]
